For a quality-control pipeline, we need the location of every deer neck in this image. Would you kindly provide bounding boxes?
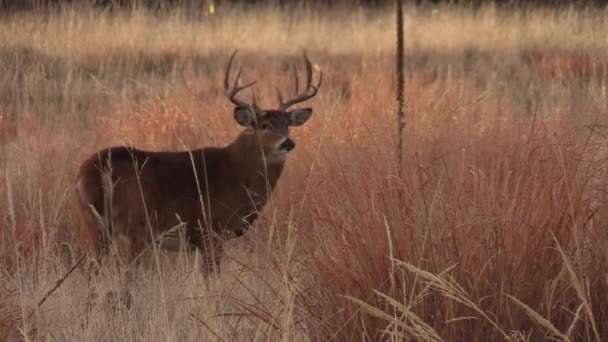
[227,130,285,193]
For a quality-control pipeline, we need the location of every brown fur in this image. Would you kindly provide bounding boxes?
[76,127,286,274]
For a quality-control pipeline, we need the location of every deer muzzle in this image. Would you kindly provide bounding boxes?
[279,138,295,152]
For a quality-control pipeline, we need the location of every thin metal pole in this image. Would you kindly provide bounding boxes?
[396,0,405,177]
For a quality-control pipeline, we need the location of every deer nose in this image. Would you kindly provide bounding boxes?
[280,138,295,152]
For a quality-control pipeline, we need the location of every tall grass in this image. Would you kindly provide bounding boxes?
[0,3,607,341]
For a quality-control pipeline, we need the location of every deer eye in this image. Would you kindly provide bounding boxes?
[259,123,270,130]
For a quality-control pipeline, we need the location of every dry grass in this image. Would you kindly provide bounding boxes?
[0,3,607,341]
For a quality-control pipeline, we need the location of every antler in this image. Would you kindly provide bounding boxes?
[224,50,262,113]
[277,53,322,111]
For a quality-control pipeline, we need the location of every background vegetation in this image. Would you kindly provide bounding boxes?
[0,2,607,341]
[4,0,608,11]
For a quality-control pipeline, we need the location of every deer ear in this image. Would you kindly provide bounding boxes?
[288,108,312,127]
[234,107,255,127]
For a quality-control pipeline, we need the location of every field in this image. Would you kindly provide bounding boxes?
[1,3,607,341]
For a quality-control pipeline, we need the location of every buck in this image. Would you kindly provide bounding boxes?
[76,51,321,275]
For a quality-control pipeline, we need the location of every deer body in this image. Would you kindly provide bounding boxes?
[77,130,284,272]
[76,51,321,275]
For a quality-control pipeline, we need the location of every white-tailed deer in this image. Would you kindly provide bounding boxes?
[76,51,321,275]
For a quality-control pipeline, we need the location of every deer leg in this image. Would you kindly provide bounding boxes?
[104,211,150,310]
[197,235,224,278]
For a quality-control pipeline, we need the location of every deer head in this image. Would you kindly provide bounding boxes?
[224,50,322,164]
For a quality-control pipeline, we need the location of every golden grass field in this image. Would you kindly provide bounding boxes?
[1,3,607,341]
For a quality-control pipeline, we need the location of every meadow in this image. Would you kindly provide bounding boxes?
[0,3,607,341]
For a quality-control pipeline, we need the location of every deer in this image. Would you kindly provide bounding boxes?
[76,50,322,277]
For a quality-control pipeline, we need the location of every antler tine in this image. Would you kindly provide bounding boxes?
[317,69,323,90]
[304,52,313,88]
[236,80,257,94]
[232,69,242,90]
[224,50,258,110]
[278,52,322,111]
[251,89,263,114]
[232,69,257,95]
[224,50,239,93]
[292,64,299,97]
[304,51,323,92]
